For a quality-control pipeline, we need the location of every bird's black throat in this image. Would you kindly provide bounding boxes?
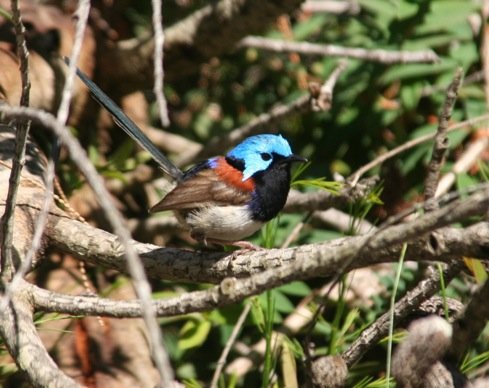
[248,161,292,222]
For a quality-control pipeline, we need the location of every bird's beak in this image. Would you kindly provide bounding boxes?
[286,154,308,163]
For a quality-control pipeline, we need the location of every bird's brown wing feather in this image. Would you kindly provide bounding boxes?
[150,168,251,212]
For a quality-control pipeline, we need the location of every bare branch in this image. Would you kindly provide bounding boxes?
[29,189,489,318]
[424,68,464,207]
[47,215,489,285]
[151,0,170,127]
[1,0,31,280]
[210,303,252,388]
[301,0,360,14]
[349,113,489,185]
[239,36,439,64]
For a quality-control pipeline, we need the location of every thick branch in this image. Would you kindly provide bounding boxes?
[31,190,489,318]
[46,213,489,284]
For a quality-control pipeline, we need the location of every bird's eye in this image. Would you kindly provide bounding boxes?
[260,153,272,161]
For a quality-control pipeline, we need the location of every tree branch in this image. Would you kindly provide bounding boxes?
[424,68,464,207]
[29,194,489,318]
[349,113,489,186]
[238,36,439,64]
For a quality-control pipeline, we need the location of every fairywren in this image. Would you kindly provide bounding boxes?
[75,68,306,246]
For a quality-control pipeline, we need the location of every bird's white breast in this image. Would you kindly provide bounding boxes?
[184,205,263,242]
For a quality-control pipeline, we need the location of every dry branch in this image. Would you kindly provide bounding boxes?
[424,68,464,207]
[239,36,439,64]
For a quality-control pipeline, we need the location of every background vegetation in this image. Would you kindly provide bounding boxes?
[0,0,488,387]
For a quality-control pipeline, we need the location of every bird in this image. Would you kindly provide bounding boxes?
[73,64,307,247]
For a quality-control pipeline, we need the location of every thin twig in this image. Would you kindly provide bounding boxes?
[210,303,252,388]
[435,136,489,197]
[1,0,31,280]
[151,0,170,127]
[239,36,439,64]
[348,113,489,185]
[301,0,360,14]
[424,67,464,208]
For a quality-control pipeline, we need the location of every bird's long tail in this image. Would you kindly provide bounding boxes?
[68,59,184,181]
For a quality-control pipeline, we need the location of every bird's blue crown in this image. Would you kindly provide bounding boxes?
[227,134,293,181]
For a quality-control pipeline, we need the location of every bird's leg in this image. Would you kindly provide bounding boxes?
[190,230,262,251]
[205,238,263,252]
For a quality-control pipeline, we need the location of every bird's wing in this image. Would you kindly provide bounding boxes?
[150,165,253,212]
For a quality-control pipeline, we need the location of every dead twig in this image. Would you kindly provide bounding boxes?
[151,0,170,127]
[349,113,489,186]
[424,68,464,208]
[239,36,439,64]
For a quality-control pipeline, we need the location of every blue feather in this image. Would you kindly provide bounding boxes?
[227,134,293,180]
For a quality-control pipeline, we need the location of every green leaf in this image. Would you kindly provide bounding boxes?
[292,178,342,194]
[250,297,265,332]
[380,62,456,85]
[456,172,478,191]
[270,290,295,314]
[178,319,212,350]
[277,281,312,297]
[293,14,327,40]
[415,1,479,34]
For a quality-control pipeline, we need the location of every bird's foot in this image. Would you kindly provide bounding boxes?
[203,238,262,251]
